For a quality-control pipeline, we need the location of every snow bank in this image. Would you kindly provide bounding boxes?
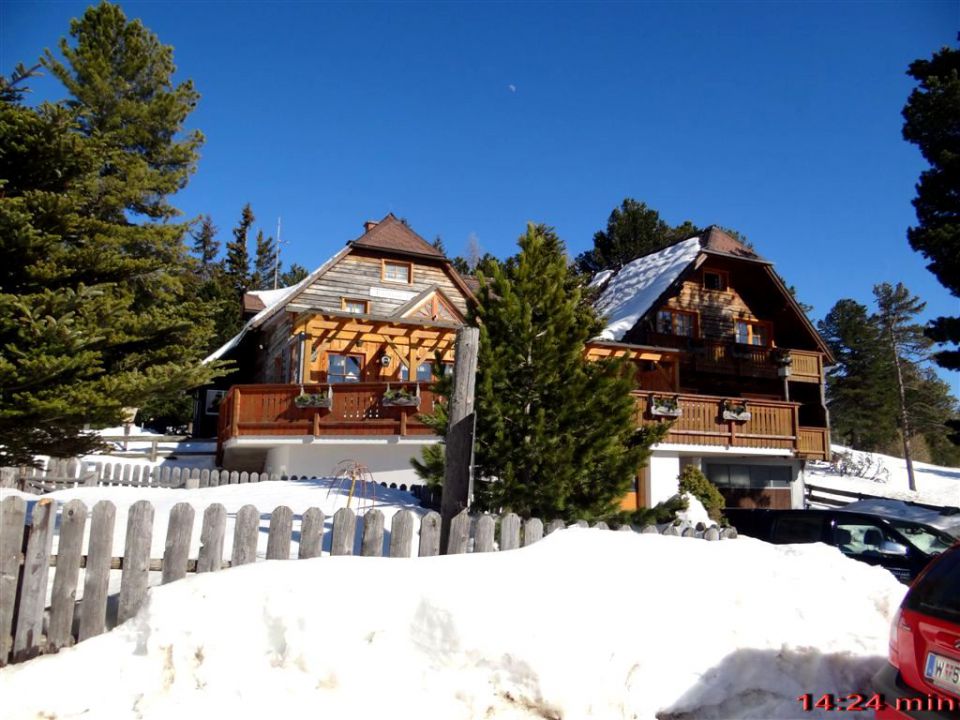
[807,445,960,509]
[0,529,905,720]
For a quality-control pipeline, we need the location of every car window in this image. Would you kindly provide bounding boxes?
[886,519,954,556]
[772,515,826,543]
[904,548,960,624]
[834,522,899,558]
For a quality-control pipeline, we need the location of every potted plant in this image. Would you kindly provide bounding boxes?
[294,388,333,409]
[771,348,793,377]
[650,394,682,418]
[382,386,420,407]
[722,399,751,422]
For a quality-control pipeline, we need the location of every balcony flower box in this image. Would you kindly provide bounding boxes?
[382,388,420,408]
[722,399,751,422]
[650,395,682,418]
[294,391,332,409]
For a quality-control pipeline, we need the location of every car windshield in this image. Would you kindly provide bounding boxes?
[888,519,954,555]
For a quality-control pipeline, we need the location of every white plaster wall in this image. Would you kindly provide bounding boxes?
[648,453,681,506]
[263,442,433,487]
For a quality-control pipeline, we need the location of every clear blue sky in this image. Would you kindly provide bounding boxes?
[2,2,957,370]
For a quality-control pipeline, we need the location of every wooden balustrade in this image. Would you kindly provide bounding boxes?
[636,392,829,459]
[217,383,437,454]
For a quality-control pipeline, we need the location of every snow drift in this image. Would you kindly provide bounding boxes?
[0,528,905,719]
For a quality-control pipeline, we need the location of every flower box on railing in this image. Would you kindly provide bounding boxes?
[650,395,682,418]
[381,388,420,408]
[294,391,332,409]
[721,399,751,422]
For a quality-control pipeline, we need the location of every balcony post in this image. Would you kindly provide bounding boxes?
[312,409,320,436]
[399,408,408,436]
[231,388,240,438]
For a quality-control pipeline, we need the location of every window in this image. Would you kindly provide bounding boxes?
[656,309,697,337]
[401,361,435,382]
[382,260,412,284]
[703,270,728,291]
[771,515,826,543]
[735,319,770,346]
[341,298,368,314]
[834,522,896,558]
[705,463,792,489]
[327,353,363,383]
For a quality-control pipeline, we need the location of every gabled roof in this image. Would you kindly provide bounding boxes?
[394,285,465,322]
[349,213,446,259]
[698,226,765,261]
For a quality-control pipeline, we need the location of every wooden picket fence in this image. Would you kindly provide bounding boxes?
[0,496,737,666]
[3,460,285,494]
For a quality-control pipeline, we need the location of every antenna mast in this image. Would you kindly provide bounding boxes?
[273,216,283,289]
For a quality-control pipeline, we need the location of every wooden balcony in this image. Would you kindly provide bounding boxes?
[636,392,829,460]
[217,382,438,458]
[644,335,823,383]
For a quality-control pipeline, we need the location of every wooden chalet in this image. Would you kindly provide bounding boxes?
[199,214,474,484]
[587,227,834,511]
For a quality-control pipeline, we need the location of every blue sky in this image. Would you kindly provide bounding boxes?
[3,2,957,366]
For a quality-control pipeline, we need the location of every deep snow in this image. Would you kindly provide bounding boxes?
[0,528,905,720]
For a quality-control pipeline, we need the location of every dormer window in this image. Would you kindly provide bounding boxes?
[703,270,728,291]
[382,260,412,284]
[342,298,368,314]
[656,309,697,337]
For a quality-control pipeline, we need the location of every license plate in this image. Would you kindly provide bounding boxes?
[924,651,960,695]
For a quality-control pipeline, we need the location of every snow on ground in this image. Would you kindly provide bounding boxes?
[0,529,905,720]
[807,445,960,508]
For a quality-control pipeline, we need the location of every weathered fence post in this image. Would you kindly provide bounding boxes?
[440,326,479,553]
[446,510,471,554]
[474,515,495,552]
[118,500,154,624]
[197,504,227,572]
[13,499,56,662]
[266,506,294,560]
[0,496,27,663]
[78,501,116,641]
[232,505,260,566]
[298,508,325,559]
[389,510,414,558]
[523,518,543,546]
[361,509,385,557]
[330,508,356,556]
[499,513,521,551]
[419,511,441,557]
[162,503,195,583]
[48,499,88,651]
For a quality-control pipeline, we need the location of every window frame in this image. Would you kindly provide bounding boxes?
[381,259,413,284]
[341,297,369,315]
[655,308,699,338]
[326,352,365,383]
[734,318,773,347]
[702,269,729,292]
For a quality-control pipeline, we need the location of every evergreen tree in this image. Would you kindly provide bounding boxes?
[191,215,219,276]
[902,45,960,370]
[431,235,446,255]
[470,223,656,520]
[575,198,696,275]
[251,229,277,290]
[224,203,254,296]
[0,4,220,465]
[279,263,309,287]
[819,299,897,450]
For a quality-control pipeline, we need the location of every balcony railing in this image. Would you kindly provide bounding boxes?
[217,383,438,457]
[636,392,829,459]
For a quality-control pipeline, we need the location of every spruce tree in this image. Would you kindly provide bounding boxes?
[902,46,960,370]
[0,4,220,465]
[251,229,277,290]
[224,203,254,296]
[470,223,652,520]
[279,263,309,287]
[192,215,219,276]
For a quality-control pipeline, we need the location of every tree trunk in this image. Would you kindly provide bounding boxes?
[889,327,917,492]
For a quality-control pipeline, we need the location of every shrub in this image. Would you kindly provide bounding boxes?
[677,465,725,521]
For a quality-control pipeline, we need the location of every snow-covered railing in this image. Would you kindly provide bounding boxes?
[0,498,737,666]
[804,481,954,514]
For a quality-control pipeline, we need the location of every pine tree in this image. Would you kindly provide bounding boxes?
[575,199,697,275]
[191,215,219,276]
[0,4,220,465]
[902,46,960,370]
[251,229,277,290]
[818,299,898,451]
[279,263,308,287]
[874,282,932,490]
[224,203,254,296]
[470,223,655,520]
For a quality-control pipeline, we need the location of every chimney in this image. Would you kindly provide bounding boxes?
[363,220,378,233]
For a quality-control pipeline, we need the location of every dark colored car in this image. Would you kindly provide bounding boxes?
[724,508,955,583]
[872,542,960,719]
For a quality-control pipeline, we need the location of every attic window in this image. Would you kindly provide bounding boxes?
[656,309,697,338]
[342,298,368,314]
[382,260,412,284]
[703,270,728,291]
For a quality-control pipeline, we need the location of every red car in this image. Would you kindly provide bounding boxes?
[872,541,960,719]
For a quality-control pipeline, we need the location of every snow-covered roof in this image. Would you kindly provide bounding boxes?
[594,236,702,341]
[245,287,289,308]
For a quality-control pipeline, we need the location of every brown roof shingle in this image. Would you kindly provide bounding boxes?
[349,213,446,259]
[699,226,765,261]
